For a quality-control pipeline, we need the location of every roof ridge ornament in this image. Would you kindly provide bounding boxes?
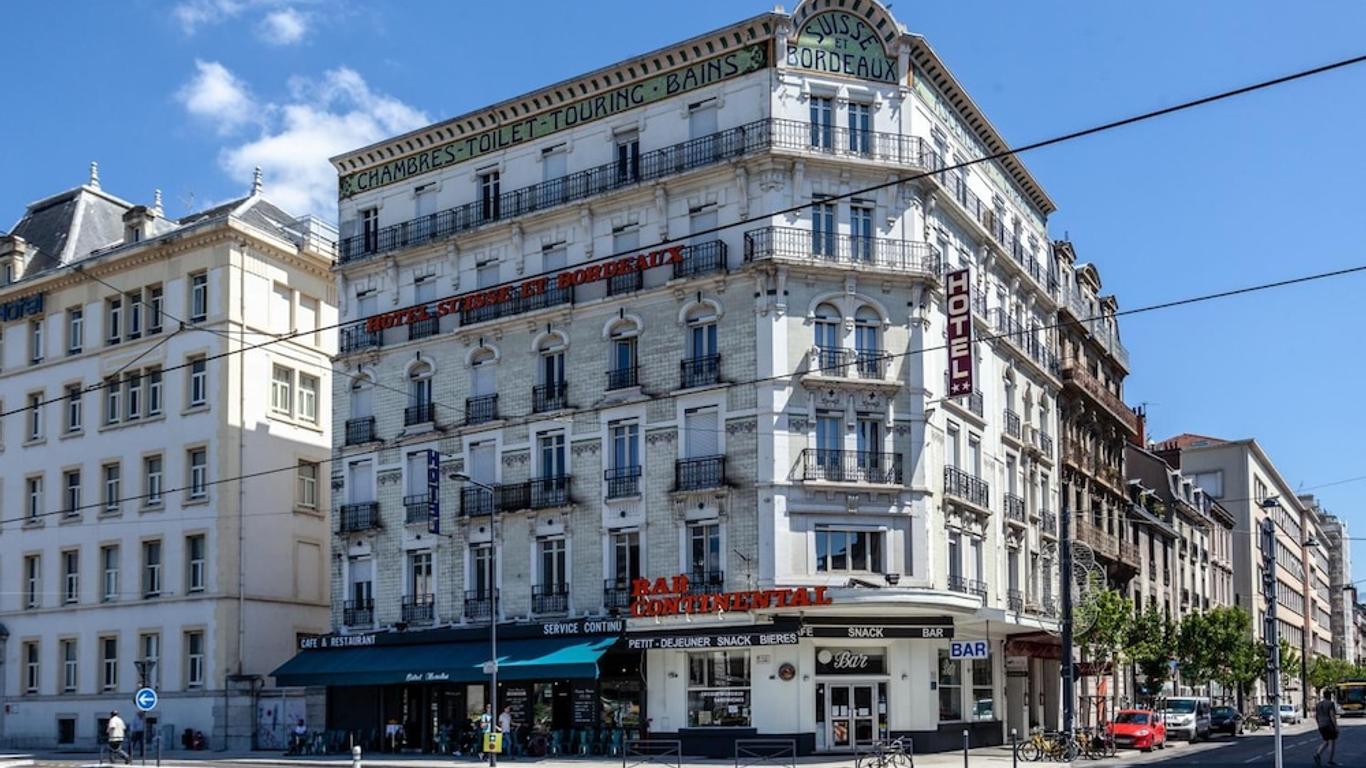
[89,161,100,190]
[251,166,263,196]
[152,189,164,217]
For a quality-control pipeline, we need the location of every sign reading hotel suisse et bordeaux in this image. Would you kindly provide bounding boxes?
[339,44,768,198]
[788,11,898,83]
[628,574,833,617]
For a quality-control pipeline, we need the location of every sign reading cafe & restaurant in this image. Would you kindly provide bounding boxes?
[338,44,769,198]
[787,11,898,83]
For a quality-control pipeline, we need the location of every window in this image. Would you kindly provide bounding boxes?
[62,550,79,604]
[63,470,81,516]
[611,530,641,585]
[147,286,163,333]
[65,384,82,432]
[107,297,123,344]
[812,200,836,257]
[67,308,83,354]
[105,377,121,425]
[610,421,639,472]
[542,144,568,184]
[407,362,433,423]
[103,463,122,513]
[297,373,318,423]
[689,522,721,580]
[188,356,207,406]
[101,545,120,602]
[125,373,141,420]
[408,551,433,597]
[61,639,78,693]
[360,208,379,254]
[947,532,962,582]
[478,169,501,221]
[142,540,162,598]
[687,650,751,726]
[126,291,143,339]
[471,544,495,597]
[298,294,319,346]
[815,529,884,573]
[850,204,874,261]
[938,649,963,721]
[186,535,206,593]
[24,555,41,608]
[101,636,118,691]
[539,432,566,479]
[271,365,293,415]
[848,102,872,154]
[189,272,208,322]
[185,631,205,688]
[144,455,163,506]
[139,633,161,688]
[539,537,567,592]
[616,133,640,184]
[23,642,39,694]
[30,318,44,363]
[27,391,43,440]
[188,448,207,499]
[477,261,499,289]
[147,368,162,415]
[26,475,43,521]
[297,461,319,508]
[809,96,834,149]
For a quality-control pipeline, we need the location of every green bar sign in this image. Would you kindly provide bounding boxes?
[339,43,770,199]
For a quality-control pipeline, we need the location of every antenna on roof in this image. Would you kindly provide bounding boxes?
[152,190,164,218]
[89,162,100,190]
[251,167,263,196]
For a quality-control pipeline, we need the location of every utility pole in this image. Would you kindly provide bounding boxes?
[1061,499,1075,736]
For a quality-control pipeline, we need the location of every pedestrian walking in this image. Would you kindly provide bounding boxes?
[106,710,131,765]
[1314,690,1339,767]
[129,712,145,759]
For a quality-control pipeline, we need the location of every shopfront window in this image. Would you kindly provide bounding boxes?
[937,649,962,721]
[687,650,750,727]
[971,658,994,721]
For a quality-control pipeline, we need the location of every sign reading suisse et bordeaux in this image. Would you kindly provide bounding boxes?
[788,11,898,83]
[628,574,833,618]
[339,45,769,199]
[364,245,684,335]
[945,268,973,397]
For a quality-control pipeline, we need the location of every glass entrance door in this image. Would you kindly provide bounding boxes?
[818,682,884,751]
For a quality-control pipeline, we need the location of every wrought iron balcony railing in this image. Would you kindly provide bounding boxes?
[404,402,436,426]
[673,240,727,279]
[685,570,725,594]
[604,579,634,613]
[340,326,382,354]
[1039,432,1054,457]
[464,589,497,622]
[531,584,569,615]
[680,354,721,389]
[779,117,935,165]
[606,365,639,391]
[465,394,498,425]
[944,466,990,509]
[342,599,374,627]
[1007,589,1024,612]
[1040,510,1057,537]
[408,315,439,341]
[496,476,572,511]
[605,466,642,499]
[675,456,726,492]
[1005,493,1026,523]
[338,502,380,533]
[1004,409,1022,440]
[800,449,902,485]
[532,381,568,413]
[403,493,432,524]
[401,594,435,625]
[345,416,376,445]
[947,575,987,600]
[460,486,494,517]
[743,226,940,276]
[461,283,574,326]
[811,347,890,379]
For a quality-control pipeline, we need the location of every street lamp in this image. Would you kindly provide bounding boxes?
[450,472,500,766]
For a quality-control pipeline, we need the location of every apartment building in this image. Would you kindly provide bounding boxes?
[275,0,1074,754]
[1305,497,1356,662]
[0,168,336,749]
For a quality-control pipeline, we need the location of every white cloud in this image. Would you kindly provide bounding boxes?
[206,67,428,218]
[258,7,308,45]
[177,60,259,134]
[172,0,246,34]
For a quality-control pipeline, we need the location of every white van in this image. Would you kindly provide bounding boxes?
[1162,697,1212,741]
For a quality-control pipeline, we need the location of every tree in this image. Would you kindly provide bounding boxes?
[1076,589,1132,723]
[1187,607,1262,706]
[1176,610,1214,688]
[1278,638,1301,694]
[1307,655,1351,693]
[1126,605,1177,699]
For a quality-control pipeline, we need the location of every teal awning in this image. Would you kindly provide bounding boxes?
[272,636,618,687]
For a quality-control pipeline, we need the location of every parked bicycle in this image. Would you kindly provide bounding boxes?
[855,737,914,768]
[1078,727,1116,760]
[1014,728,1080,762]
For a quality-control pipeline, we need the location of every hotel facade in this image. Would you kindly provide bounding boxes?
[278,0,1075,754]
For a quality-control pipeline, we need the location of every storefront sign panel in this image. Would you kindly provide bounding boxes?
[625,629,799,651]
[298,617,624,650]
[0,293,44,323]
[949,640,989,660]
[945,268,973,396]
[339,45,770,198]
[628,574,832,617]
[815,648,886,675]
[801,624,954,640]
[786,11,897,83]
[426,449,441,534]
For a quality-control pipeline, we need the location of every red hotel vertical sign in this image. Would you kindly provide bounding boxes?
[946,269,973,396]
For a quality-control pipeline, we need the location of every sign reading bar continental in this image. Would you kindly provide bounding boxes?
[364,245,683,334]
[945,268,973,396]
[787,11,897,83]
[628,574,833,617]
[339,44,769,198]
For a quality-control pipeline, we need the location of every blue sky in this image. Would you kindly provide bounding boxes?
[4,1,1366,583]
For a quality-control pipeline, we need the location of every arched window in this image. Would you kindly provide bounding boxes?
[406,361,434,425]
[535,335,567,412]
[467,348,498,424]
[814,303,842,371]
[607,319,641,390]
[853,306,881,376]
[347,374,376,444]
[683,304,719,388]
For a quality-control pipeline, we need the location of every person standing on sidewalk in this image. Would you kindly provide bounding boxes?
[129,712,145,759]
[1314,690,1339,767]
[106,710,131,765]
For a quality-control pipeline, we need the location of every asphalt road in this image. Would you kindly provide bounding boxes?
[1135,719,1366,767]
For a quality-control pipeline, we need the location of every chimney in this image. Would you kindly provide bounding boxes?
[1129,405,1146,447]
[1152,440,1181,469]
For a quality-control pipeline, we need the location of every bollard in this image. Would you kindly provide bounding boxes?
[155,736,161,768]
[962,729,969,768]
[352,744,363,768]
[1011,729,1018,768]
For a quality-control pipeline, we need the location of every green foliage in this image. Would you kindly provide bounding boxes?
[1077,589,1132,663]
[1178,606,1264,699]
[1307,656,1357,693]
[1278,638,1301,690]
[1126,605,1177,691]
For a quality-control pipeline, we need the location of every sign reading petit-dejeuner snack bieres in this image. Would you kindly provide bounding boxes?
[338,44,769,198]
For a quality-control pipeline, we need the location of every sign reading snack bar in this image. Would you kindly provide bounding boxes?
[799,616,955,640]
[339,44,769,198]
[787,10,898,83]
[628,574,833,617]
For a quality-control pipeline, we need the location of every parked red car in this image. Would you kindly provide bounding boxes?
[1107,709,1167,751]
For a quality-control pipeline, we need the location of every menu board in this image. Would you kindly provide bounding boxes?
[572,683,597,726]
[501,684,532,728]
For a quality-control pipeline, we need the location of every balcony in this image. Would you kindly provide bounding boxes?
[340,326,382,354]
[532,381,568,413]
[342,599,374,627]
[1059,360,1139,436]
[673,240,728,280]
[401,594,435,626]
[345,416,376,445]
[462,283,573,326]
[685,570,725,594]
[743,226,940,277]
[943,466,990,509]
[404,493,432,524]
[404,402,436,426]
[606,365,639,391]
[408,315,439,341]
[1040,510,1058,538]
[339,120,771,264]
[1148,566,1157,582]
[800,449,902,485]
[805,347,894,386]
[1073,519,1118,559]
[675,456,726,492]
[498,476,573,511]
[465,394,498,425]
[931,174,1053,298]
[988,308,1059,377]
[1003,409,1022,441]
[1005,494,1026,525]
[607,269,643,297]
[947,575,987,600]
[776,117,936,166]
[338,502,380,533]
[1119,539,1140,568]
[604,579,634,613]
[680,354,721,389]
[461,486,494,517]
[945,383,985,418]
[1007,589,1024,612]
[605,466,642,499]
[532,584,569,615]
[1038,432,1054,458]
[464,589,496,622]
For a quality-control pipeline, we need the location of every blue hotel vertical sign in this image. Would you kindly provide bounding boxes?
[426,450,441,534]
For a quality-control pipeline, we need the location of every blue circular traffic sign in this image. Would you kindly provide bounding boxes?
[135,687,158,711]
